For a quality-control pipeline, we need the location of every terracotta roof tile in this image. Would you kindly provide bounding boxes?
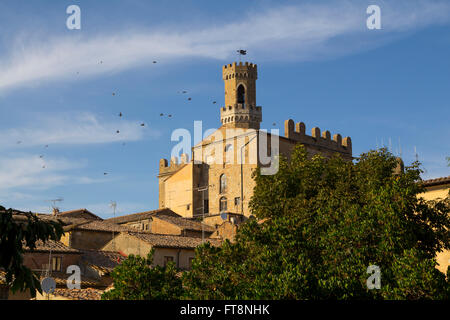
[51,288,103,300]
[56,209,103,221]
[42,273,101,288]
[81,250,125,274]
[105,208,178,224]
[73,220,132,233]
[154,215,214,233]
[128,232,221,249]
[24,240,80,254]
[422,176,450,187]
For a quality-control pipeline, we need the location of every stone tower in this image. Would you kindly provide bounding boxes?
[220,62,262,129]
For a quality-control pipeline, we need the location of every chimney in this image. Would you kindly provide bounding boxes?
[52,207,60,216]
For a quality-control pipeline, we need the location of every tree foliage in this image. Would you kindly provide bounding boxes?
[102,250,183,300]
[0,206,63,297]
[104,146,449,299]
[183,146,449,299]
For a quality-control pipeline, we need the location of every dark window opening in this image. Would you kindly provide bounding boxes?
[237,84,245,104]
[220,197,227,212]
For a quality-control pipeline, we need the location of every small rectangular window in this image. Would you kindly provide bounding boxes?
[204,199,209,214]
[234,197,241,206]
[164,256,174,266]
[51,257,62,272]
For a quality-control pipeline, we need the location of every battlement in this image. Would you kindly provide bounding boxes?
[159,153,189,175]
[223,61,257,80]
[220,104,262,128]
[284,119,352,156]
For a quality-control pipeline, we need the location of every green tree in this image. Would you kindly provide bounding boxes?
[102,250,183,300]
[0,206,63,297]
[183,146,449,299]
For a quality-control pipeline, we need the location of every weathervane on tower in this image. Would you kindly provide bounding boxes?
[236,49,247,62]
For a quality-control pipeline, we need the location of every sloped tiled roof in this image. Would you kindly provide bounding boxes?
[422,176,450,187]
[0,270,100,288]
[105,208,178,224]
[44,273,101,288]
[37,214,89,226]
[24,240,80,254]
[81,250,125,274]
[51,288,103,300]
[56,209,103,221]
[128,232,221,249]
[72,220,132,233]
[154,215,214,233]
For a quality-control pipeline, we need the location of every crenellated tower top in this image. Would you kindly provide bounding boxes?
[220,62,262,129]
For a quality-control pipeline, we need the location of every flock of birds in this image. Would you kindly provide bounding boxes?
[18,51,277,177]
[16,58,224,176]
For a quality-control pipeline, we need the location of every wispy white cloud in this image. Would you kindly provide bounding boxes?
[0,112,159,149]
[0,0,449,91]
[0,154,91,190]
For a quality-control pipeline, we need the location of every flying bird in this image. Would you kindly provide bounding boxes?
[119,112,122,117]
[116,130,120,134]
[160,113,164,116]
[104,172,108,175]
[112,92,116,96]
[212,101,217,104]
[16,141,22,144]
[168,115,172,118]
[187,97,192,101]
[237,49,247,55]
[140,123,145,126]
[153,61,157,64]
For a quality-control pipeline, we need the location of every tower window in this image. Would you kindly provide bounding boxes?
[220,197,227,212]
[237,84,245,104]
[220,174,227,193]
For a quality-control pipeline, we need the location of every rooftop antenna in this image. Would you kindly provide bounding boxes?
[398,137,402,157]
[109,201,117,251]
[236,49,247,62]
[376,137,379,150]
[414,146,419,162]
[46,198,64,215]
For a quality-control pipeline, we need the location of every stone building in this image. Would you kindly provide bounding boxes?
[1,239,114,300]
[106,208,214,238]
[37,209,130,251]
[102,232,221,270]
[158,61,353,220]
[419,176,450,274]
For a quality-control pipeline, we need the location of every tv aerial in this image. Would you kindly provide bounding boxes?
[45,198,64,211]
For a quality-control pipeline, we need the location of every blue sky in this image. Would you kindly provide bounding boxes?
[0,0,449,218]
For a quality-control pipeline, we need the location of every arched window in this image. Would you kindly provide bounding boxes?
[237,84,245,104]
[220,174,227,193]
[220,197,227,212]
